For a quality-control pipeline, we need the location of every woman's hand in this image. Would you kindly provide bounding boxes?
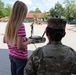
[27,39,33,44]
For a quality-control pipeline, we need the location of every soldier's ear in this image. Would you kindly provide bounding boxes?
[46,32,52,41]
[46,31,50,37]
[63,32,66,37]
[65,32,66,35]
[46,31,48,36]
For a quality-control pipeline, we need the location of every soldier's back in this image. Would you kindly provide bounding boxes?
[37,42,76,75]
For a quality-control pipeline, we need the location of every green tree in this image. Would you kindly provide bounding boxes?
[72,4,76,21]
[29,8,41,13]
[35,8,41,13]
[49,8,56,17]
[29,10,35,13]
[4,4,12,17]
[0,0,4,9]
[0,0,4,18]
[33,13,38,23]
[63,0,75,22]
[43,12,49,21]
[49,2,64,18]
[54,2,64,18]
[50,2,64,18]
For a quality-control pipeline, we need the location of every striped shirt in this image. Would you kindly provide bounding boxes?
[8,24,28,60]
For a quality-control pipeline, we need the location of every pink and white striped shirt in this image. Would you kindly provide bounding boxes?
[7,24,28,60]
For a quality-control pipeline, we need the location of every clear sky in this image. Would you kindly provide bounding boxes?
[1,0,67,12]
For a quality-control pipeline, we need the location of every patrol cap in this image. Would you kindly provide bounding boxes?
[47,18,67,29]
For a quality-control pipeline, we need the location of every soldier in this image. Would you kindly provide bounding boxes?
[25,18,76,75]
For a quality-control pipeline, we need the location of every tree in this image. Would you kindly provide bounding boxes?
[29,10,35,13]
[4,4,12,17]
[50,2,64,18]
[49,8,56,17]
[35,8,41,13]
[49,2,64,18]
[29,8,41,13]
[54,2,64,18]
[0,0,4,9]
[72,4,76,21]
[43,12,49,21]
[0,0,4,18]
[63,0,75,22]
[33,13,38,21]
[0,0,12,18]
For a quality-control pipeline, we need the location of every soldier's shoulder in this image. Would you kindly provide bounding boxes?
[63,44,74,51]
[63,44,76,55]
[32,45,46,57]
[32,47,43,56]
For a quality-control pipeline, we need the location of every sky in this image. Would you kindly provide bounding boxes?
[2,0,65,12]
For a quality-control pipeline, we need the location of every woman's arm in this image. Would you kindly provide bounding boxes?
[17,36,32,49]
[17,24,33,49]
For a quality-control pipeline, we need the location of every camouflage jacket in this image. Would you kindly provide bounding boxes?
[25,41,76,75]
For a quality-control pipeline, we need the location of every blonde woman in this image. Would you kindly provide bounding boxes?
[3,1,32,75]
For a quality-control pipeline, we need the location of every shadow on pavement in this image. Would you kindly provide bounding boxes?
[0,49,33,75]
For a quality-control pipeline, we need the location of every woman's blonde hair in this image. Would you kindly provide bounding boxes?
[5,1,27,44]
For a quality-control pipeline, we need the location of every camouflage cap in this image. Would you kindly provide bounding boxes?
[47,18,67,29]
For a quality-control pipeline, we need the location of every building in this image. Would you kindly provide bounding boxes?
[0,13,43,23]
[25,13,43,23]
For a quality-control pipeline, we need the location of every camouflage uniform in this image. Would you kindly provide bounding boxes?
[25,18,76,75]
[25,42,76,75]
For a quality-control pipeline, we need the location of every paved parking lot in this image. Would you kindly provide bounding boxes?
[0,22,76,75]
